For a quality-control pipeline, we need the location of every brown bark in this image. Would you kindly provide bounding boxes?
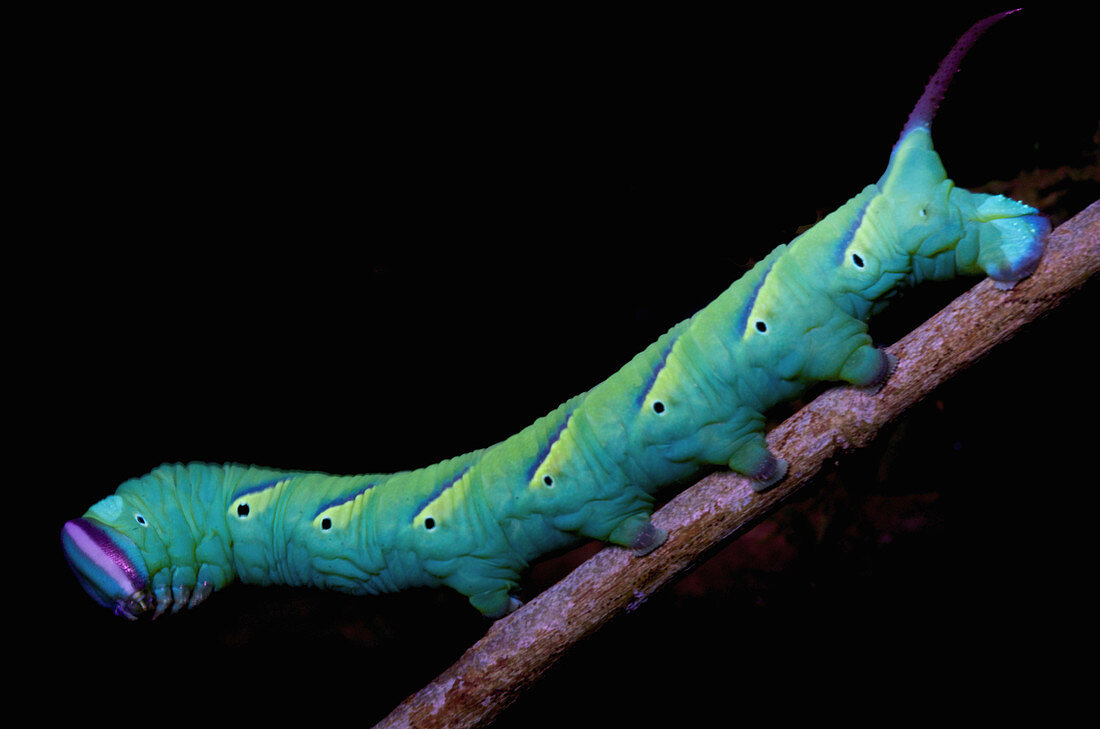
[376,200,1099,729]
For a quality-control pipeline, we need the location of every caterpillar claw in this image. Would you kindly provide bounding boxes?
[144,581,211,618]
[188,581,213,610]
[171,585,191,614]
[150,585,173,619]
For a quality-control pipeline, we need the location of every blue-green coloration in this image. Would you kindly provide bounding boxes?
[62,11,1048,621]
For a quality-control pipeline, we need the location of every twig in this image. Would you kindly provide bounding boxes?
[376,200,1099,729]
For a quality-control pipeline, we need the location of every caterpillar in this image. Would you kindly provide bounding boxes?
[61,9,1049,622]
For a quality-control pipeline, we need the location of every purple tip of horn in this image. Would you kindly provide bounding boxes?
[901,9,1021,138]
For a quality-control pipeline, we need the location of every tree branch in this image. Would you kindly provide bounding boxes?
[376,200,1099,729]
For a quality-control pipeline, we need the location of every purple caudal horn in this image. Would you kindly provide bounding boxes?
[900,8,1021,139]
[61,518,153,620]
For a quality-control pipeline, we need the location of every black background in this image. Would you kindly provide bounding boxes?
[18,4,1096,726]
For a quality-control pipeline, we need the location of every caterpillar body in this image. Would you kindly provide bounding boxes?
[62,10,1049,621]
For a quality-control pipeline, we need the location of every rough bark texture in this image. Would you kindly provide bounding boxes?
[376,200,1099,729]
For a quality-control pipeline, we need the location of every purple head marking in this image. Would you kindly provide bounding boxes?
[61,517,151,618]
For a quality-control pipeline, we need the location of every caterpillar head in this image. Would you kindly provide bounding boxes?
[63,485,229,619]
[61,513,153,620]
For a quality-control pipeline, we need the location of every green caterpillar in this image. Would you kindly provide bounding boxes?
[61,10,1048,621]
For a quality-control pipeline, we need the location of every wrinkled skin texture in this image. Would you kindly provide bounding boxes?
[61,11,1047,620]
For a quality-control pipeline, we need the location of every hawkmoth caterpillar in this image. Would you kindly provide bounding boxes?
[62,10,1049,622]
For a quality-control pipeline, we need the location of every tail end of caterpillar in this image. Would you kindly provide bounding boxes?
[61,518,153,620]
[972,194,1051,289]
